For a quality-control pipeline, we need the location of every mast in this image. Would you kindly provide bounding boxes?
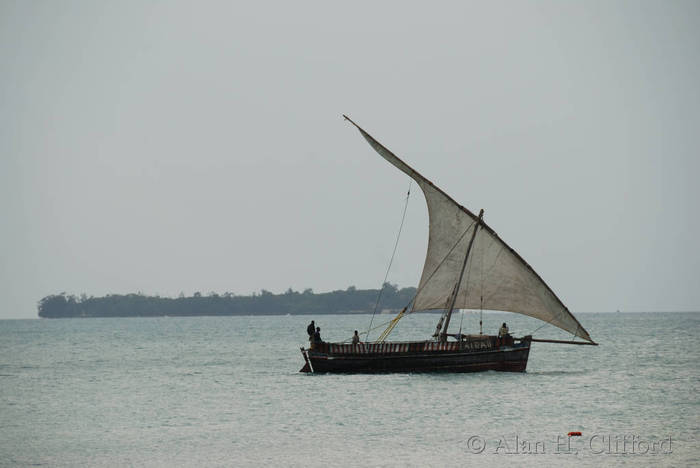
[441,209,484,341]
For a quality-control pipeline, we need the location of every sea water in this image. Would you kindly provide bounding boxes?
[1,312,698,467]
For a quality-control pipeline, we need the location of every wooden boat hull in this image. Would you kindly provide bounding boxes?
[300,337,530,374]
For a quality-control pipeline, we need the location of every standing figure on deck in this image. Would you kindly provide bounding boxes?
[498,322,509,338]
[313,327,322,345]
[307,320,315,344]
[352,330,360,345]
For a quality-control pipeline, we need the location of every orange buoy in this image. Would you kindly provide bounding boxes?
[568,431,582,437]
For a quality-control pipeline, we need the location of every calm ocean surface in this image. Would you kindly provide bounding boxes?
[1,312,698,467]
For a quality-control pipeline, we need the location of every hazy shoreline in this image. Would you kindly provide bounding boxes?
[36,285,417,318]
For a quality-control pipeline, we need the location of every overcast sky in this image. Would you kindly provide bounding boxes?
[1,1,698,319]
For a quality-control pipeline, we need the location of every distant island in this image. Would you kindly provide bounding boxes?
[37,284,417,318]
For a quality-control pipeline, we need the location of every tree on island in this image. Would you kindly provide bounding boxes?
[37,284,417,318]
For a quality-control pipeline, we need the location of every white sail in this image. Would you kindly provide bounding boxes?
[345,116,593,342]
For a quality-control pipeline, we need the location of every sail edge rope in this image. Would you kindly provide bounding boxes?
[365,181,412,342]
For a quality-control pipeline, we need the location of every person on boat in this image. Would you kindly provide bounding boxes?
[313,327,322,345]
[498,322,510,338]
[352,330,360,345]
[307,320,315,343]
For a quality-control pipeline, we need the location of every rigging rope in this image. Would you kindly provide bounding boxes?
[365,181,412,341]
[457,232,477,336]
[377,307,406,342]
[374,219,477,342]
[527,315,561,337]
[408,219,477,310]
[480,227,484,334]
[339,316,401,343]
